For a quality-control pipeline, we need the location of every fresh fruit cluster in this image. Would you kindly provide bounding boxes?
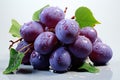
[4,5,113,74]
[15,6,113,73]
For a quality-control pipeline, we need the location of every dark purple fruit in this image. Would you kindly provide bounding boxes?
[20,21,44,43]
[69,36,92,59]
[34,32,57,55]
[49,47,71,72]
[89,42,113,65]
[80,27,97,43]
[40,6,65,28]
[30,51,49,70]
[55,19,80,44]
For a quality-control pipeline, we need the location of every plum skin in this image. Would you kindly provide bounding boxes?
[30,51,49,70]
[40,7,65,28]
[89,42,113,65]
[69,36,92,59]
[55,19,80,44]
[49,47,71,72]
[34,32,58,55]
[20,21,44,43]
[80,27,97,43]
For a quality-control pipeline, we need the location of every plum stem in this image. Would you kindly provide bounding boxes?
[86,57,93,65]
[24,48,31,54]
[64,7,68,13]
[9,38,23,49]
[71,16,75,19]
[18,43,33,52]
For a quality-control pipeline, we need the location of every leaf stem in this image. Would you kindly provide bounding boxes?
[9,38,23,49]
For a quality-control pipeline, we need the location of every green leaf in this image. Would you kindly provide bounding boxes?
[78,62,99,73]
[3,48,24,74]
[32,5,50,21]
[75,7,101,28]
[9,19,21,38]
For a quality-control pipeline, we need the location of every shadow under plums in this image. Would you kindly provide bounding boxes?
[16,68,33,74]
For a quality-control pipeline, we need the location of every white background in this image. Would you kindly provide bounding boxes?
[0,0,120,80]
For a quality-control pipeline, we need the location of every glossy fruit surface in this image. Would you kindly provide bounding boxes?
[40,7,65,28]
[80,27,97,43]
[69,36,92,59]
[30,51,49,70]
[34,32,57,55]
[55,19,80,44]
[89,42,113,65]
[20,21,44,43]
[49,47,71,72]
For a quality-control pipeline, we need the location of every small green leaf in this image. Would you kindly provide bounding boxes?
[9,19,21,38]
[3,48,24,74]
[78,62,99,73]
[32,5,50,21]
[75,7,101,28]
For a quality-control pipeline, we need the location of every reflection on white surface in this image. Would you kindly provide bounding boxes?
[0,60,113,80]
[0,75,9,80]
